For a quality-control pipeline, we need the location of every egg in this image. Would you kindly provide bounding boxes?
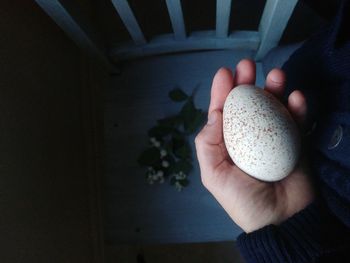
[223,84,300,182]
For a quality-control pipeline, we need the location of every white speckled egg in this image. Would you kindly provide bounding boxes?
[223,84,300,182]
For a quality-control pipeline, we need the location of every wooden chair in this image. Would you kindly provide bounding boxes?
[35,0,298,66]
[34,0,299,245]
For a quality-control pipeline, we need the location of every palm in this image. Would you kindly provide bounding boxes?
[200,132,313,232]
[195,60,315,233]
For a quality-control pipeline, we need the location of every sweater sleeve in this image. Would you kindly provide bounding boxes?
[236,201,350,263]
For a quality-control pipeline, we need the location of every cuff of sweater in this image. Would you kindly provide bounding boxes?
[236,201,348,263]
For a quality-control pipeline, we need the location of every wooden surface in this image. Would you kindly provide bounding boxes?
[165,0,186,40]
[108,0,266,61]
[111,0,146,44]
[110,30,260,61]
[104,50,265,244]
[216,0,232,38]
[255,0,298,60]
[37,0,300,63]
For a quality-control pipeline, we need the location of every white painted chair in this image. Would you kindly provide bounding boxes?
[35,0,298,66]
[34,0,300,244]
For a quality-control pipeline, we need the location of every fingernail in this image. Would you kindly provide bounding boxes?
[207,111,217,125]
[269,69,285,84]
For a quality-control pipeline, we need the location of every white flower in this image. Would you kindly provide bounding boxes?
[175,181,183,191]
[152,174,159,180]
[174,171,186,180]
[160,149,167,158]
[147,167,156,178]
[161,160,169,168]
[147,175,155,185]
[159,177,165,184]
[149,137,161,147]
[156,170,164,178]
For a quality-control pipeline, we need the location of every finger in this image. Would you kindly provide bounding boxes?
[288,90,307,125]
[208,67,234,115]
[208,59,256,114]
[195,110,225,173]
[235,59,256,85]
[196,110,223,147]
[264,68,286,98]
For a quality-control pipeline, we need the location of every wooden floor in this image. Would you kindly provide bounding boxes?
[104,50,265,244]
[105,241,245,263]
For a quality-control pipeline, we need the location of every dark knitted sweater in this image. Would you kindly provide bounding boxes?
[236,1,350,262]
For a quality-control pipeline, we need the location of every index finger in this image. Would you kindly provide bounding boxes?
[208,59,256,114]
[208,67,234,114]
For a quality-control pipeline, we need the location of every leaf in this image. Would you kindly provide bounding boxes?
[172,136,185,150]
[174,143,191,159]
[180,98,196,119]
[186,109,207,134]
[174,145,190,159]
[169,160,193,174]
[179,178,189,187]
[170,176,177,185]
[179,97,207,134]
[169,88,188,102]
[157,115,181,128]
[148,125,173,138]
[180,99,197,132]
[178,160,193,173]
[164,140,174,154]
[138,147,160,166]
[171,129,185,140]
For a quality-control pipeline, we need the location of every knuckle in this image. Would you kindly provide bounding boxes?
[194,133,202,145]
[200,174,207,187]
[200,174,210,189]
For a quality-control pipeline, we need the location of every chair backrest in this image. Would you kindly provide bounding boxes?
[35,0,298,65]
[110,0,298,61]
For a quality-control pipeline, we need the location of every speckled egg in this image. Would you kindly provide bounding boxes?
[223,84,300,182]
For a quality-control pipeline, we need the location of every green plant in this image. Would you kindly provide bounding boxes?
[138,87,207,191]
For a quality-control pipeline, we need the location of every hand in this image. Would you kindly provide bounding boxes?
[195,59,315,233]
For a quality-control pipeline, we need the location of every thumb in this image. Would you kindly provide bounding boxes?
[197,110,223,145]
[195,110,225,175]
